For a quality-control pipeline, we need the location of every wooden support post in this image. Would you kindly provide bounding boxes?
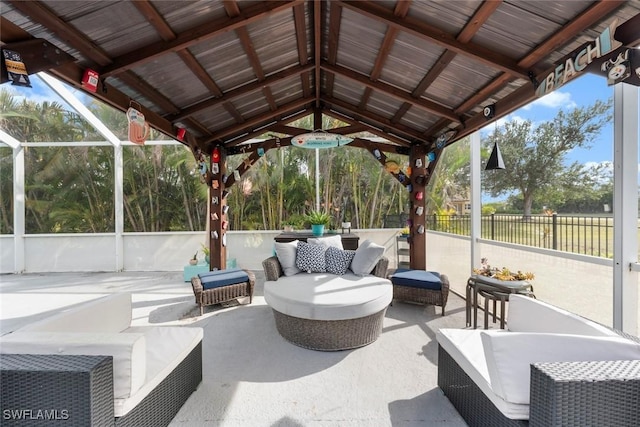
[209,146,226,270]
[409,146,426,270]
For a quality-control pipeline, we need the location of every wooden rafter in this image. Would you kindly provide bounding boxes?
[313,0,322,108]
[337,0,531,80]
[322,108,412,148]
[325,2,343,97]
[293,3,311,98]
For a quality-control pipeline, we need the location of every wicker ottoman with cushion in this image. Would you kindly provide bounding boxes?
[388,269,450,316]
[190,268,255,316]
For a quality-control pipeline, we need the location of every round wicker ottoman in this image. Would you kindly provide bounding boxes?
[264,274,393,351]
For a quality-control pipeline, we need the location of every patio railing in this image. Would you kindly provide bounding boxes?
[427,213,619,258]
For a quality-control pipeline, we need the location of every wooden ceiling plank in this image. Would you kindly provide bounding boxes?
[323,62,460,123]
[167,63,314,122]
[101,0,302,77]
[204,97,314,143]
[263,87,278,111]
[293,3,308,65]
[223,109,312,147]
[325,1,343,96]
[518,0,626,70]
[369,0,411,81]
[447,0,624,133]
[314,0,322,107]
[115,72,180,115]
[132,0,225,97]
[177,50,224,96]
[337,0,530,80]
[324,95,426,144]
[322,108,412,147]
[132,0,175,41]
[7,0,112,66]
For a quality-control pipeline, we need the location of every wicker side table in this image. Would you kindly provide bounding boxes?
[530,360,640,427]
[0,354,114,427]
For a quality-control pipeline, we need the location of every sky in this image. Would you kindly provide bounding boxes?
[486,73,618,170]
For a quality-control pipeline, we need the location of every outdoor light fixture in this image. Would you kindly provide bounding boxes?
[485,142,505,170]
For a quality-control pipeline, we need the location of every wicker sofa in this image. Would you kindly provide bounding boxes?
[0,293,203,427]
[436,294,640,427]
[263,237,393,351]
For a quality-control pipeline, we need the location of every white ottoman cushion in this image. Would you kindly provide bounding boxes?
[264,273,392,321]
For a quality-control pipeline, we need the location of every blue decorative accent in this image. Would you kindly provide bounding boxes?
[198,268,249,290]
[390,269,442,290]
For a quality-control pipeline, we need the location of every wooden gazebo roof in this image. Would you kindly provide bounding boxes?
[2,0,639,269]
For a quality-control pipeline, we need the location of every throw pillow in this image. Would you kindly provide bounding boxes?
[350,239,385,276]
[295,241,328,273]
[307,234,343,250]
[325,247,356,275]
[274,240,301,276]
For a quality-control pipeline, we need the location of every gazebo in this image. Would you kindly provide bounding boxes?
[2,0,639,331]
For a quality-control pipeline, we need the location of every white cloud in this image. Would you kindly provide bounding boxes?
[524,90,577,110]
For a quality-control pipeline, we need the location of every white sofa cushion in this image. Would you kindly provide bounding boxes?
[436,328,530,420]
[350,239,385,276]
[18,292,133,333]
[274,240,301,276]
[308,234,343,249]
[0,331,146,400]
[507,295,618,337]
[480,330,640,404]
[118,326,203,417]
[264,273,392,321]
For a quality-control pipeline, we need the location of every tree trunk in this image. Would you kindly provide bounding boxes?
[523,193,533,220]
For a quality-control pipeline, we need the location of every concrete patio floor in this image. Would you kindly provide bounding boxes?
[0,270,469,426]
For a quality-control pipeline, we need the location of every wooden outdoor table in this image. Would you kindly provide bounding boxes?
[274,232,360,250]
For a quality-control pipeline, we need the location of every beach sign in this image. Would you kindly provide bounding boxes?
[293,132,353,149]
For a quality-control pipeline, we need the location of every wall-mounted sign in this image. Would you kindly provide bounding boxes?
[534,19,640,97]
[293,132,353,149]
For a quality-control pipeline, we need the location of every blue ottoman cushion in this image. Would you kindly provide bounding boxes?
[390,269,442,290]
[198,268,249,290]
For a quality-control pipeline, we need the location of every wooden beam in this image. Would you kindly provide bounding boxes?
[337,0,530,80]
[101,1,302,77]
[322,107,412,147]
[325,2,343,96]
[7,0,112,66]
[314,0,322,108]
[322,62,461,123]
[203,98,314,143]
[167,63,314,122]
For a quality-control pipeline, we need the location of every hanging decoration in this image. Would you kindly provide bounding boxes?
[212,147,221,163]
[176,127,187,141]
[292,131,353,149]
[485,142,506,170]
[427,152,436,161]
[81,69,99,92]
[127,102,149,145]
[2,49,31,87]
[384,160,400,174]
[486,115,506,170]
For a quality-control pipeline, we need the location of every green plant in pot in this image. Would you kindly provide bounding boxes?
[305,210,331,236]
[200,243,210,265]
[189,251,198,266]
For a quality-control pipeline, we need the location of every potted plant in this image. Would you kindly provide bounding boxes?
[305,210,331,237]
[200,243,210,265]
[189,252,198,266]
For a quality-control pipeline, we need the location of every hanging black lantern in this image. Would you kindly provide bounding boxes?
[485,142,505,170]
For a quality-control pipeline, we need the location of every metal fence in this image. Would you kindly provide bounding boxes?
[426,214,616,258]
